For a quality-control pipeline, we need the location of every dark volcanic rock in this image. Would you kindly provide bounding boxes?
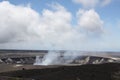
[0,63,120,80]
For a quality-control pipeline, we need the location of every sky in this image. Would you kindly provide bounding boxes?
[0,0,120,51]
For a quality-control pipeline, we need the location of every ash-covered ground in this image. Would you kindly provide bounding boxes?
[0,63,120,80]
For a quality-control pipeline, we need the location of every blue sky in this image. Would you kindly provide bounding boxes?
[2,0,119,20]
[0,0,120,51]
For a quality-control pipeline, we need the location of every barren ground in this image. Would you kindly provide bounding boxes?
[0,63,120,80]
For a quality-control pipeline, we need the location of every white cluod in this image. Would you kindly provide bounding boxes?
[34,56,42,65]
[34,51,83,65]
[34,51,61,65]
[41,51,61,65]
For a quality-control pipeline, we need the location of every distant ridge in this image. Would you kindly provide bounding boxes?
[0,49,48,53]
[0,49,120,53]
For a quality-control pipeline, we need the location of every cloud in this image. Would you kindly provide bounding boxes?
[77,9,104,35]
[0,1,85,50]
[73,0,112,8]
[1,1,118,51]
[36,3,85,48]
[0,1,40,43]
[101,0,111,6]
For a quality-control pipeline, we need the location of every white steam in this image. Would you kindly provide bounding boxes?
[34,51,83,65]
[33,51,117,65]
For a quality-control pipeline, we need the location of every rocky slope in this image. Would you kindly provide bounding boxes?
[0,55,119,65]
